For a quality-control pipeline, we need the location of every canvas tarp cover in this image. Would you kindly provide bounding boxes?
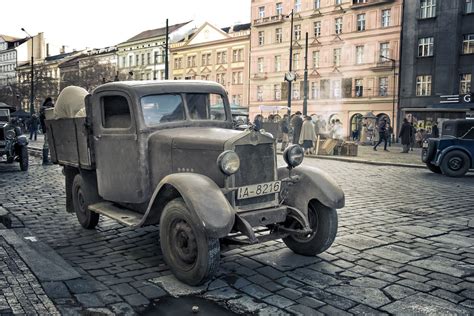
[54,86,88,119]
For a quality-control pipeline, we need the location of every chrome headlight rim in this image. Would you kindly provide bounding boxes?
[283,144,304,168]
[217,150,240,175]
[5,129,15,140]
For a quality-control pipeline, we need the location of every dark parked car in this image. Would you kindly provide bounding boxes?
[422,119,474,177]
[46,81,345,285]
[0,106,29,171]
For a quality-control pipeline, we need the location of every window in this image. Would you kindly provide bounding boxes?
[292,82,300,100]
[186,93,225,121]
[356,46,364,64]
[379,77,388,96]
[258,31,265,46]
[380,42,390,60]
[258,57,264,73]
[257,86,263,101]
[187,55,196,67]
[217,51,227,64]
[416,75,432,96]
[275,55,281,71]
[295,0,302,12]
[315,0,321,9]
[336,0,342,4]
[216,73,226,85]
[420,0,436,19]
[357,14,366,31]
[258,6,265,18]
[276,2,283,15]
[147,53,151,65]
[122,56,126,67]
[333,80,341,98]
[463,34,474,54]
[355,79,363,97]
[335,18,343,34]
[233,49,243,62]
[202,74,210,81]
[141,94,185,125]
[274,84,281,100]
[174,58,181,69]
[294,25,301,40]
[232,95,242,105]
[314,21,321,37]
[467,0,474,13]
[128,56,133,67]
[232,71,243,84]
[382,9,391,27]
[311,82,320,99]
[135,55,139,66]
[276,28,283,43]
[418,37,434,57]
[201,53,211,66]
[460,74,472,94]
[102,96,131,129]
[333,48,341,66]
[313,51,320,68]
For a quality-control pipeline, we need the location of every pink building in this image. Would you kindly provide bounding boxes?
[250,0,403,138]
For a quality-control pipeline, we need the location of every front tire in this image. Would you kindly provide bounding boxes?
[426,162,441,174]
[72,174,100,229]
[283,200,338,256]
[440,150,470,177]
[160,198,220,286]
[19,146,28,171]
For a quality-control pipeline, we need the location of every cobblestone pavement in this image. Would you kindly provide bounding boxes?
[0,155,473,315]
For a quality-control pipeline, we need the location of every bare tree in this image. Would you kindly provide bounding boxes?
[61,58,117,92]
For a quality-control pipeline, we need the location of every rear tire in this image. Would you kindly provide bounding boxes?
[283,200,338,256]
[72,174,100,229]
[19,146,28,171]
[440,150,470,177]
[426,162,441,174]
[160,198,220,286]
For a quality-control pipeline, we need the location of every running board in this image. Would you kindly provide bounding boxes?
[88,202,143,227]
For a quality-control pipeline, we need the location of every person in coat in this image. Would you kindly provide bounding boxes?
[399,118,411,153]
[299,116,316,155]
[28,114,40,141]
[373,119,389,151]
[253,114,262,131]
[279,114,289,152]
[431,124,439,138]
[40,97,54,164]
[291,111,303,144]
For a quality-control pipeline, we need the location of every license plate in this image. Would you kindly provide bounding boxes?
[237,181,281,200]
[422,142,428,148]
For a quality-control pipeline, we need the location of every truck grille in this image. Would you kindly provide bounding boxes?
[234,143,276,207]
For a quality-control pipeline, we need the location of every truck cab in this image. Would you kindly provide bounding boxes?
[46,81,345,285]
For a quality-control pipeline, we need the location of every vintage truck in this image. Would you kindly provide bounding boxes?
[45,81,345,285]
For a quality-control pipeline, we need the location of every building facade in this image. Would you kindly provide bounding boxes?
[250,0,403,137]
[117,22,190,81]
[170,22,251,106]
[399,0,474,128]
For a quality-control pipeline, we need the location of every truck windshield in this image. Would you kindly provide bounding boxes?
[185,93,226,121]
[0,109,10,123]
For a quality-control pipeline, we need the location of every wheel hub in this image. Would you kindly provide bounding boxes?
[448,157,462,170]
[171,220,197,265]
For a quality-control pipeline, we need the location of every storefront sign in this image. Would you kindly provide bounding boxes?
[440,93,473,104]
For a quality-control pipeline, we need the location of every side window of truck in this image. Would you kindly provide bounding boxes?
[102,96,131,129]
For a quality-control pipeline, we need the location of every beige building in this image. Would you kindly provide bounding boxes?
[170,22,251,106]
[250,0,402,137]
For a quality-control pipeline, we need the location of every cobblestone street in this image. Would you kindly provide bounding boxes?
[0,156,473,315]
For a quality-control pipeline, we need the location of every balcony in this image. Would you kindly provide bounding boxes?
[253,15,284,27]
[351,0,394,9]
[252,72,268,80]
[370,61,396,71]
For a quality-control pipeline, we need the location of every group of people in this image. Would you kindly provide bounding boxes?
[399,119,439,153]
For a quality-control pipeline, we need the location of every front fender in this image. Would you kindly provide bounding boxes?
[140,173,235,238]
[278,165,345,214]
[436,146,473,167]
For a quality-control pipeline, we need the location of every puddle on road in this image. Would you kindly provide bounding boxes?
[143,296,237,316]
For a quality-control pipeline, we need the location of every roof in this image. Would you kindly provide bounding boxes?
[124,21,191,43]
[45,52,77,62]
[0,34,22,42]
[221,23,251,33]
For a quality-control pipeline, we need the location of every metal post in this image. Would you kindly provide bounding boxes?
[303,32,308,116]
[165,19,169,80]
[21,28,34,114]
[392,59,396,144]
[286,10,294,139]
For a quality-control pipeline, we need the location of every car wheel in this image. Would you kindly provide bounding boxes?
[160,198,220,286]
[426,162,441,174]
[283,200,338,256]
[440,150,470,177]
[72,174,100,229]
[19,146,28,171]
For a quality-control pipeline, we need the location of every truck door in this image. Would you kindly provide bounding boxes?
[92,93,143,203]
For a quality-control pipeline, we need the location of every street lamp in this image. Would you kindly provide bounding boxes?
[21,28,35,114]
[380,55,397,143]
[285,10,295,142]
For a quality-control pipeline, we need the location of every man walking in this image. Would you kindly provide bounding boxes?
[39,97,54,165]
[291,111,303,145]
[28,114,39,141]
[280,114,289,151]
[399,118,411,153]
[373,118,389,151]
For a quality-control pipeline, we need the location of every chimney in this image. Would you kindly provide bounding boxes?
[60,45,66,54]
[46,43,50,57]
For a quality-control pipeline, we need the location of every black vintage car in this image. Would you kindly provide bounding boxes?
[422,119,474,177]
[0,105,29,171]
[46,82,345,285]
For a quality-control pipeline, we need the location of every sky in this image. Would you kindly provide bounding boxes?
[2,0,250,54]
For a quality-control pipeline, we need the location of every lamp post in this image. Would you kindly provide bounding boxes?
[380,55,396,142]
[284,10,295,142]
[21,28,35,114]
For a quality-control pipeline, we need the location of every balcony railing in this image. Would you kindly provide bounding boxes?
[351,0,394,9]
[253,15,284,27]
[252,72,268,80]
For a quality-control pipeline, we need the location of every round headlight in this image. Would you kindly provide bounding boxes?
[5,129,15,140]
[283,144,304,168]
[217,150,240,175]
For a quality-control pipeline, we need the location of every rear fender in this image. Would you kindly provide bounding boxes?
[140,173,235,238]
[436,146,473,167]
[278,165,345,215]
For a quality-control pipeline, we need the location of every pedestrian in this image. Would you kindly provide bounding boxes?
[432,123,439,138]
[253,114,262,131]
[409,122,416,151]
[415,129,424,148]
[299,116,316,155]
[399,118,411,153]
[28,114,39,141]
[386,122,392,146]
[291,111,303,144]
[279,114,289,152]
[40,97,54,165]
[373,119,389,151]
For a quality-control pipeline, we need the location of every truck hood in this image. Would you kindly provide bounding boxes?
[150,127,244,151]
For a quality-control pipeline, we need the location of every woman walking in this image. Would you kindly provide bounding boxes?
[299,116,316,155]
